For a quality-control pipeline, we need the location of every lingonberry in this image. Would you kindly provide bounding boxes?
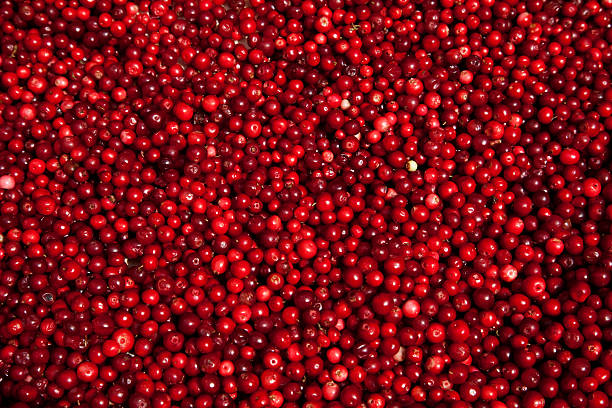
[0,0,609,407]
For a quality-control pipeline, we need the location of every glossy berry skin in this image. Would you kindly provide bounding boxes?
[0,0,610,407]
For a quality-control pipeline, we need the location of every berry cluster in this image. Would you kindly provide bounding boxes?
[0,0,610,407]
